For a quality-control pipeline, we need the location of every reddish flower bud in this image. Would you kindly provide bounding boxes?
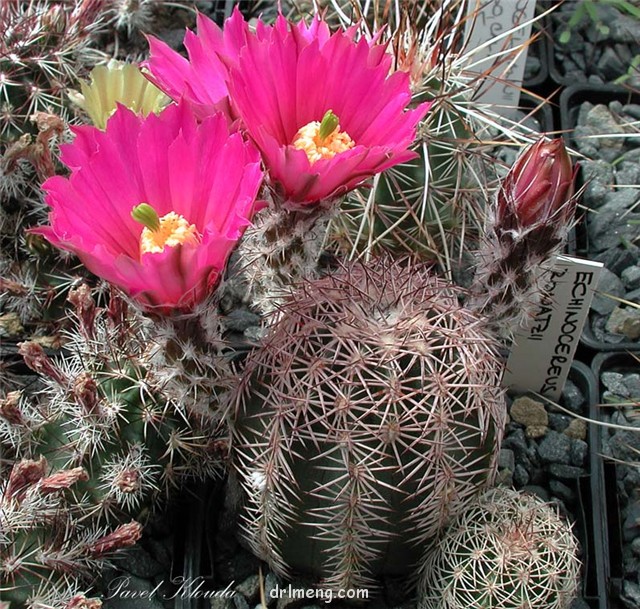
[68,284,96,340]
[6,457,47,501]
[40,467,89,494]
[84,521,143,558]
[18,341,67,385]
[0,390,24,425]
[497,138,575,229]
[66,596,102,609]
[73,372,101,415]
[114,469,141,494]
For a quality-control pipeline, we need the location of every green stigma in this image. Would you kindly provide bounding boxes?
[131,203,160,232]
[318,110,340,140]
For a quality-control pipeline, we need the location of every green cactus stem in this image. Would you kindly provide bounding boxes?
[230,257,507,590]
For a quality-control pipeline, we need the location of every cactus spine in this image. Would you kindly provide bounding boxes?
[231,257,506,590]
[418,487,581,609]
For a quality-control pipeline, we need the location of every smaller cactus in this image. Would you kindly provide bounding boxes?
[0,285,227,606]
[418,487,581,609]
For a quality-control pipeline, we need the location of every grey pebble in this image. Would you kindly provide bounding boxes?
[513,464,530,487]
[549,479,575,504]
[538,431,572,465]
[570,439,588,467]
[236,575,260,603]
[591,268,625,315]
[548,413,572,433]
[498,449,515,472]
[595,246,639,277]
[602,372,632,398]
[622,266,640,291]
[548,464,585,480]
[523,485,550,502]
[622,581,640,607]
[562,379,585,412]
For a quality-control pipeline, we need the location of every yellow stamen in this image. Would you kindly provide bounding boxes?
[133,206,201,255]
[292,110,355,164]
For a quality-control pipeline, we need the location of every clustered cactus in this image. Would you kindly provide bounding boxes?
[418,487,581,609]
[1,1,585,606]
[0,285,226,606]
[231,257,507,589]
[1,456,140,608]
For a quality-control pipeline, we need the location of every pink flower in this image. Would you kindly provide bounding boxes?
[144,10,429,206]
[143,8,251,121]
[227,15,429,205]
[36,102,263,312]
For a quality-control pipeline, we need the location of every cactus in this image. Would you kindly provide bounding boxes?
[230,256,507,590]
[0,456,140,608]
[418,487,581,609]
[309,0,553,276]
[0,0,109,140]
[0,284,227,606]
[331,88,478,263]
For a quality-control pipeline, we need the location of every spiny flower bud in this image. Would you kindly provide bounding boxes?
[40,467,89,494]
[19,341,67,385]
[114,469,141,494]
[0,390,24,425]
[6,457,47,501]
[84,521,143,558]
[66,596,102,609]
[497,138,575,231]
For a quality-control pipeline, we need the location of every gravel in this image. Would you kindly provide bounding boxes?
[552,0,640,86]
[571,100,640,345]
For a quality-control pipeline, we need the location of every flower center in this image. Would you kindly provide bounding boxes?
[292,109,355,164]
[131,203,201,255]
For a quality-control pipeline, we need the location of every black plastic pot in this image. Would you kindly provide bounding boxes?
[566,361,610,609]
[522,18,550,91]
[170,480,223,609]
[547,4,640,88]
[591,351,638,609]
[560,84,640,352]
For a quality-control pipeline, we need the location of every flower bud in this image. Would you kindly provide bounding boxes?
[18,341,67,385]
[40,467,89,494]
[6,457,47,501]
[497,138,575,229]
[84,521,143,558]
[0,390,24,425]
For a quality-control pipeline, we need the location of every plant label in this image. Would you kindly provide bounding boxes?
[504,255,603,400]
[463,0,537,116]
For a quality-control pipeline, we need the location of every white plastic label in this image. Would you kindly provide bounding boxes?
[504,256,603,400]
[463,0,537,115]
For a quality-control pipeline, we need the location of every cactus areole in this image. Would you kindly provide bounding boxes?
[231,258,507,590]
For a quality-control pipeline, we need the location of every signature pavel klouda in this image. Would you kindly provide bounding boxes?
[105,576,236,600]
